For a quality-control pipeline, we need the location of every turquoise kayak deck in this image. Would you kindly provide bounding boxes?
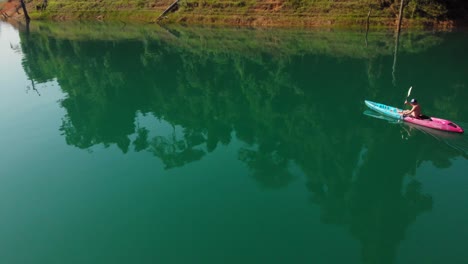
[364,100,402,120]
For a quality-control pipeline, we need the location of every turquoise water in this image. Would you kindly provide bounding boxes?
[0,21,467,263]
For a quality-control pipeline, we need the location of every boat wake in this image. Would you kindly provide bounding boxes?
[364,110,468,157]
[407,122,468,156]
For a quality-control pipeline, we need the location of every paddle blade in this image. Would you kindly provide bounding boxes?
[407,86,413,97]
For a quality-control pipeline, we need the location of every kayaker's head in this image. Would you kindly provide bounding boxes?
[410,98,418,105]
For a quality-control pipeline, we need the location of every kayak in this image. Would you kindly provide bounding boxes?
[363,109,400,124]
[364,100,464,133]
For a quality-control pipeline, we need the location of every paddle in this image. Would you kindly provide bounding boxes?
[401,86,412,117]
[404,86,412,105]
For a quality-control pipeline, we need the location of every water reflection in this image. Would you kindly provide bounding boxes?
[17,22,468,263]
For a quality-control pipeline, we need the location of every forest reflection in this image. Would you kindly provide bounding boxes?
[18,22,468,264]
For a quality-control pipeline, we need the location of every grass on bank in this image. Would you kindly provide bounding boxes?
[23,0,457,28]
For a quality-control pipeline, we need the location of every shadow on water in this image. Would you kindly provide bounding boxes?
[15,22,468,263]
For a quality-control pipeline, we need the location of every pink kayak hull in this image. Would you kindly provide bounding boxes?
[403,116,464,133]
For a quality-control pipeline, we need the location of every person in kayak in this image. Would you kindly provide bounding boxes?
[400,98,421,118]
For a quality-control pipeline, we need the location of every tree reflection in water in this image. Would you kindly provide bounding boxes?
[19,23,468,264]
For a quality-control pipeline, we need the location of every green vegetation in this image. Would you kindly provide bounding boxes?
[22,0,468,27]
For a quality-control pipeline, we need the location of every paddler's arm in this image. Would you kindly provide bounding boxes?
[399,101,412,115]
[404,106,416,115]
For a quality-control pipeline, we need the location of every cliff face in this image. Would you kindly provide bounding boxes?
[2,0,468,27]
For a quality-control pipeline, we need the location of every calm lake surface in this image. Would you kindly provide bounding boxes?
[0,21,467,264]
